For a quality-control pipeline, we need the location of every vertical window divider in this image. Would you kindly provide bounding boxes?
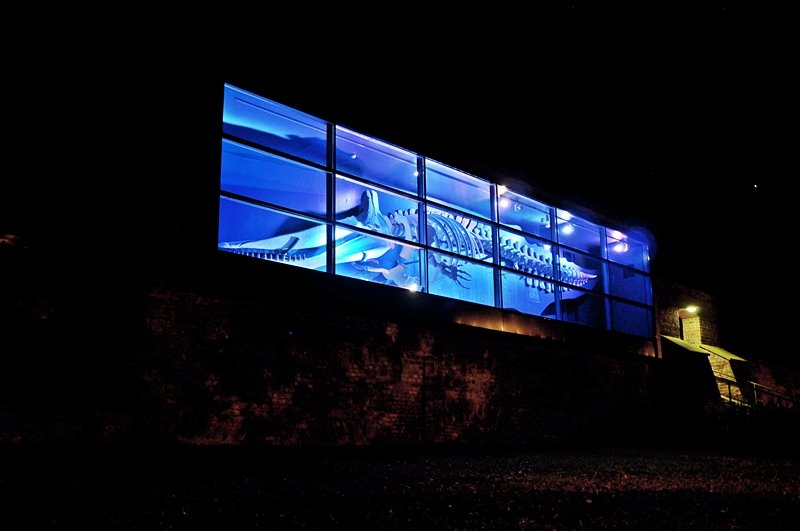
[326,122,336,275]
[417,156,428,293]
[600,227,613,332]
[491,185,502,309]
[553,251,563,321]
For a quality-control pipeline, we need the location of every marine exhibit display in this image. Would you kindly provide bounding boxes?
[217,83,653,337]
[219,189,598,314]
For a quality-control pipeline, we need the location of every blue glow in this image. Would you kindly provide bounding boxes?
[223,84,327,166]
[218,84,655,339]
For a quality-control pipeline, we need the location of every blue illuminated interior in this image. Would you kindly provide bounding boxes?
[218,84,655,338]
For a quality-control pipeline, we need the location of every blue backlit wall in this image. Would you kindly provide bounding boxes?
[218,84,654,339]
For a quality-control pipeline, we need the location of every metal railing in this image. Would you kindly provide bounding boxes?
[713,371,799,408]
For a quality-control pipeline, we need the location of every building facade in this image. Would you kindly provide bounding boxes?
[5,82,798,449]
[217,84,656,353]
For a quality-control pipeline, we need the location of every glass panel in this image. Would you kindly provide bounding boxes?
[558,248,604,293]
[427,251,495,306]
[501,270,557,318]
[555,209,603,256]
[335,126,419,195]
[559,288,607,329]
[222,84,327,166]
[498,229,555,281]
[611,300,653,338]
[497,189,554,240]
[221,139,327,216]
[608,264,652,305]
[606,229,650,272]
[217,84,656,337]
[218,196,328,272]
[335,230,424,292]
[425,159,492,220]
[426,205,494,263]
[335,177,420,241]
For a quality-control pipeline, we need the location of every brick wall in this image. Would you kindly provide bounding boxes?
[680,315,702,345]
[1,249,718,448]
[654,276,720,345]
[132,289,663,447]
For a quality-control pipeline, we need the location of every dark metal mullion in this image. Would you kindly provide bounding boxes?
[600,226,613,332]
[491,185,502,309]
[550,207,563,321]
[326,122,336,275]
[222,133,329,174]
[418,156,429,292]
[219,190,325,225]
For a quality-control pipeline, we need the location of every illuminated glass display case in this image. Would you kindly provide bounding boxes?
[218,84,654,339]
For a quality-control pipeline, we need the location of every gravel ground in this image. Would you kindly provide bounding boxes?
[3,444,799,530]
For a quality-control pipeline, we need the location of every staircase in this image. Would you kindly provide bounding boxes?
[703,345,798,408]
[660,335,798,408]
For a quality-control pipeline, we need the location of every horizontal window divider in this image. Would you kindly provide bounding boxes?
[424,199,494,225]
[219,191,328,225]
[498,225,558,248]
[425,246,495,267]
[610,262,652,276]
[331,220,425,249]
[334,173,422,203]
[498,264,557,281]
[606,295,653,309]
[221,133,330,173]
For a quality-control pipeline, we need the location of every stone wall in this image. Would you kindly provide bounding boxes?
[0,247,710,448]
[132,289,660,447]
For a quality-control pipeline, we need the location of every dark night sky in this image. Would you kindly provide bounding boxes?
[4,5,796,362]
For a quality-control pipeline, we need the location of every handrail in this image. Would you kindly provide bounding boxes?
[712,370,736,383]
[719,394,750,407]
[712,371,799,408]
